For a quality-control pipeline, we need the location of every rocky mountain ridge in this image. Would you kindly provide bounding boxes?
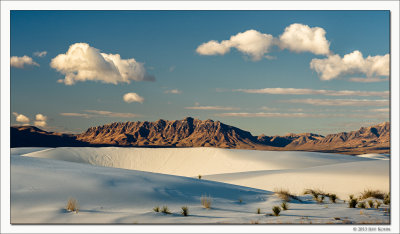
[11,118,390,154]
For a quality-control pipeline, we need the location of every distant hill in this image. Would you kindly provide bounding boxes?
[11,118,390,154]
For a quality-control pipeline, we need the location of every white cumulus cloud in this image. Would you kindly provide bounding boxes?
[10,55,39,68]
[310,50,389,80]
[12,112,30,123]
[279,23,330,55]
[34,114,47,127]
[34,51,47,57]
[123,92,144,103]
[50,43,154,85]
[196,29,275,61]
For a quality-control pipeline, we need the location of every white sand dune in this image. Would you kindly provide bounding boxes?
[23,147,373,176]
[11,147,390,224]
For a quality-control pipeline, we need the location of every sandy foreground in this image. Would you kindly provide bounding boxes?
[11,147,390,224]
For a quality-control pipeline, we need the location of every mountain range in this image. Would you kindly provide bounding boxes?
[11,117,390,155]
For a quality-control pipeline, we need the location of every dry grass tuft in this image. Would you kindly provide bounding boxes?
[281,201,288,210]
[275,189,301,202]
[153,206,160,212]
[201,195,212,209]
[359,189,385,200]
[256,208,261,214]
[161,205,171,214]
[66,198,79,213]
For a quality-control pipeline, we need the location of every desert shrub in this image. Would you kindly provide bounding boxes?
[272,206,281,216]
[201,195,212,209]
[375,200,382,209]
[161,205,171,214]
[357,201,366,209]
[329,194,337,203]
[275,189,300,202]
[316,196,325,204]
[367,200,374,208]
[383,193,390,205]
[349,194,354,200]
[257,208,261,214]
[153,206,160,212]
[66,197,79,213]
[281,201,288,210]
[304,189,327,202]
[198,175,202,179]
[349,198,358,208]
[181,206,189,216]
[360,189,385,200]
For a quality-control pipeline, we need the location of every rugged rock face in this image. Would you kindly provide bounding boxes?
[10,126,88,148]
[76,117,261,149]
[11,118,390,154]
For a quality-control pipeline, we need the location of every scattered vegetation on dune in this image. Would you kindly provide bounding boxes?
[161,205,171,214]
[272,206,281,216]
[359,189,385,200]
[281,201,288,210]
[357,201,366,209]
[367,200,374,208]
[181,206,189,216]
[329,194,337,203]
[274,189,301,202]
[383,193,390,205]
[66,197,79,213]
[201,195,212,209]
[349,198,358,208]
[375,200,382,209]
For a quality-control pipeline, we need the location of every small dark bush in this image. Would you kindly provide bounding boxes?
[281,201,288,210]
[367,200,374,208]
[257,208,261,214]
[357,201,366,209]
[161,205,171,214]
[272,206,281,216]
[181,206,189,216]
[198,175,202,179]
[349,198,358,208]
[153,206,160,212]
[329,194,337,203]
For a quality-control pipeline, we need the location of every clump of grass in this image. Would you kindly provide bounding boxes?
[359,189,385,200]
[304,189,327,203]
[349,198,358,208]
[66,197,79,213]
[357,201,366,209]
[272,206,281,216]
[375,200,382,209]
[383,193,390,205]
[161,205,171,214]
[256,208,261,214]
[329,194,337,203]
[281,201,288,210]
[201,195,212,209]
[367,200,374,208]
[349,194,354,200]
[275,189,301,202]
[181,206,189,216]
[153,206,160,212]
[198,175,202,179]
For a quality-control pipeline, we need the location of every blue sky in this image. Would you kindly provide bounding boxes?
[10,10,389,135]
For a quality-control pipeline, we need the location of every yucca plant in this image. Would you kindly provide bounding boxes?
[161,205,171,214]
[272,206,281,216]
[181,206,189,216]
[375,200,382,209]
[367,200,374,208]
[329,194,337,203]
[66,197,79,213]
[256,208,261,214]
[281,201,288,210]
[357,201,366,209]
[349,198,358,208]
[153,206,160,212]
